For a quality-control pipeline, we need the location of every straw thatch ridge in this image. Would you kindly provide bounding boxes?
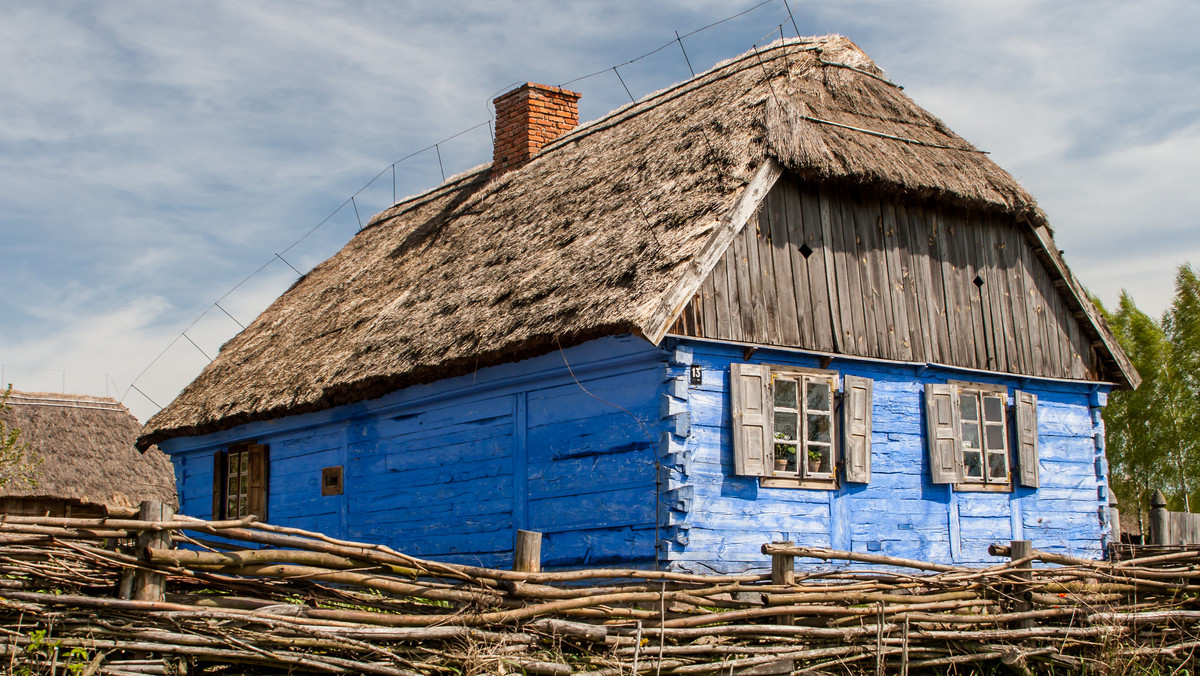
[1,391,176,509]
[139,36,1112,448]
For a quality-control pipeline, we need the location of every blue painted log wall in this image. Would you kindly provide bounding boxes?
[161,332,1112,573]
[161,335,667,569]
[659,338,1111,574]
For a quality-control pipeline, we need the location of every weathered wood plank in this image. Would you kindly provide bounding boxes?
[935,209,970,367]
[881,199,914,361]
[800,183,837,352]
[861,196,894,360]
[765,188,800,346]
[822,187,857,353]
[700,273,718,341]
[988,218,1017,373]
[746,210,776,344]
[722,244,743,342]
[848,196,881,358]
[1003,219,1032,375]
[970,214,999,371]
[911,204,949,364]
[733,225,758,341]
[1015,239,1045,376]
[834,190,870,355]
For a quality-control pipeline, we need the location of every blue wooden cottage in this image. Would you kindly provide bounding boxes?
[139,37,1138,573]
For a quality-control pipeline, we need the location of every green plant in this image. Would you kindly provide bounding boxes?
[0,385,40,490]
[807,448,822,463]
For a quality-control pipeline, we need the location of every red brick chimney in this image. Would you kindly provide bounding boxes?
[492,83,581,178]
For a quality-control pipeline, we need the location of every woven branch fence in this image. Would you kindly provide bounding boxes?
[0,512,1198,675]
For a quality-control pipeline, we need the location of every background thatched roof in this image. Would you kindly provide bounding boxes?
[140,36,1077,448]
[2,391,176,509]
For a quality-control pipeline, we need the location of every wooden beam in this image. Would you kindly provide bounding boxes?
[644,159,784,345]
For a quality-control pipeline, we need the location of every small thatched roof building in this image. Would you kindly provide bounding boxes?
[139,35,1133,450]
[1,391,176,518]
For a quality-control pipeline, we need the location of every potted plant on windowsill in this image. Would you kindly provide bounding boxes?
[807,448,822,474]
[773,434,795,472]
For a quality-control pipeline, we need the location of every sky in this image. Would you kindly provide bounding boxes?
[2,1,1197,422]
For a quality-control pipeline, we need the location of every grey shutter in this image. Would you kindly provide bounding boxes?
[247,444,270,520]
[842,375,873,483]
[212,450,227,520]
[924,383,962,484]
[730,363,771,477]
[1015,391,1040,488]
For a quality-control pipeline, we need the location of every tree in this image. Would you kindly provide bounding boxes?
[1162,264,1200,510]
[1101,292,1171,530]
[1103,263,1200,525]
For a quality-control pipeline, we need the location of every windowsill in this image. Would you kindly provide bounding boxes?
[953,482,1012,493]
[761,476,839,490]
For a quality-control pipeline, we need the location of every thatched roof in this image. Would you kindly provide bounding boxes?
[140,36,1128,448]
[2,391,176,509]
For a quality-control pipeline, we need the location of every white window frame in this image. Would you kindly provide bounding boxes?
[766,368,839,487]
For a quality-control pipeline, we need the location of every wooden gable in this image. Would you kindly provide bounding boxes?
[667,174,1126,384]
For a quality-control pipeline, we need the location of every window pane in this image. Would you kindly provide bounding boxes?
[963,449,984,478]
[962,421,981,450]
[774,379,798,409]
[807,444,831,474]
[983,395,1004,423]
[807,414,831,443]
[775,442,798,473]
[774,411,798,441]
[985,423,1005,451]
[960,393,979,421]
[806,380,831,412]
[227,496,238,518]
[988,451,1009,481]
[229,453,240,474]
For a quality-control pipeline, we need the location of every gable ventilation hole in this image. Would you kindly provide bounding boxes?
[799,243,814,259]
[973,274,985,287]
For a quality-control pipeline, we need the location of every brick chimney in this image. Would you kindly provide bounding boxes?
[492,83,581,178]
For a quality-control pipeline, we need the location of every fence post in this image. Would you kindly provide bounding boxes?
[514,530,543,573]
[1150,490,1169,546]
[1010,539,1035,629]
[1109,494,1121,552]
[770,540,795,626]
[132,500,174,602]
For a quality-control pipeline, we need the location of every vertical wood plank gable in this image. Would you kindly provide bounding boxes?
[663,179,1102,384]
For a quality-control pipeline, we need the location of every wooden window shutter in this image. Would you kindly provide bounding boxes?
[924,383,962,484]
[212,450,227,519]
[1015,391,1040,488]
[247,443,270,520]
[842,375,873,483]
[730,363,771,477]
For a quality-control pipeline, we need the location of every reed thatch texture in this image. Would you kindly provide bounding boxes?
[141,36,1082,448]
[0,391,176,510]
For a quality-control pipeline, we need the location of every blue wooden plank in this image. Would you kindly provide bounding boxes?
[528,451,656,499]
[541,526,657,566]
[528,486,655,532]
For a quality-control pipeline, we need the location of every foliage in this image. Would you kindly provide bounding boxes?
[1102,263,1200,525]
[0,385,39,491]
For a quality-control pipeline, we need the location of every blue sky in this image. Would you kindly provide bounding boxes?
[2,1,1197,421]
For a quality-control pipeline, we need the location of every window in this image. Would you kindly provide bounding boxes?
[213,443,269,519]
[730,363,873,488]
[924,383,1039,491]
[771,372,835,480]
